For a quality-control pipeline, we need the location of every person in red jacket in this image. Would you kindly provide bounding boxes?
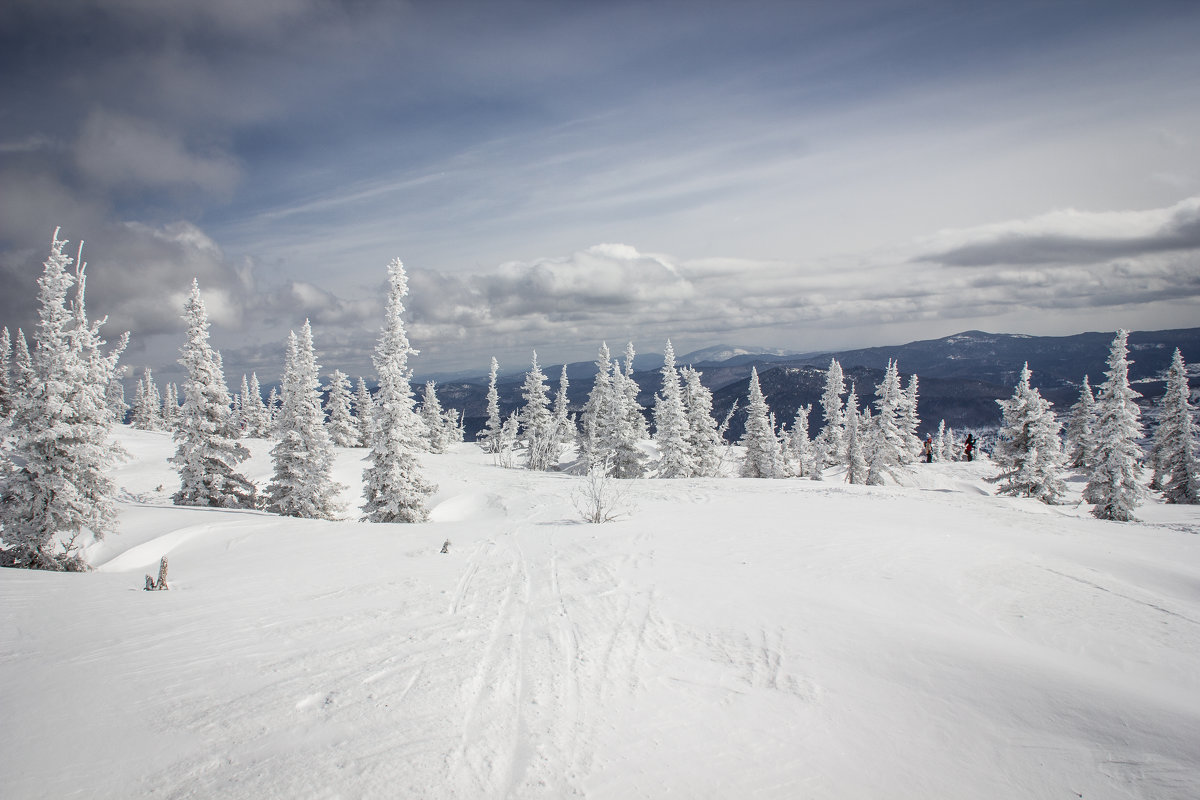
[964,433,975,462]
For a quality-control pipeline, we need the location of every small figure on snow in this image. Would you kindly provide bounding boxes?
[440,539,451,554]
[923,435,933,463]
[964,433,975,462]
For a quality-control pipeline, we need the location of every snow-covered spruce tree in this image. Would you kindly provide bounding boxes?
[171,279,257,509]
[478,357,502,453]
[740,367,783,478]
[653,340,694,478]
[815,358,846,467]
[866,359,908,483]
[325,370,359,447]
[1085,331,1144,520]
[0,326,10,419]
[901,373,921,461]
[1152,348,1199,504]
[0,230,127,570]
[619,341,650,442]
[266,387,281,429]
[681,365,723,477]
[361,259,435,523]
[105,365,129,425]
[518,352,560,471]
[353,376,373,446]
[945,425,960,461]
[553,364,575,450]
[267,322,343,518]
[787,404,817,478]
[132,367,163,430]
[162,382,180,429]
[934,419,947,462]
[1063,376,1096,470]
[843,384,867,484]
[580,342,618,468]
[419,380,452,454]
[992,363,1066,504]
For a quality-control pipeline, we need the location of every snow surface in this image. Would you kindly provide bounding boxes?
[3,428,1200,799]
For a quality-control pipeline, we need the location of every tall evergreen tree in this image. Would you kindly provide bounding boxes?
[740,367,783,478]
[132,367,163,430]
[867,359,908,482]
[478,357,503,453]
[1152,348,1199,504]
[992,363,1066,503]
[653,340,694,478]
[934,419,947,462]
[1085,331,1144,521]
[580,342,618,468]
[681,365,723,477]
[361,259,435,523]
[419,380,452,454]
[1063,376,1097,470]
[267,322,343,518]
[901,373,921,461]
[787,404,817,478]
[353,377,373,446]
[553,364,574,450]
[843,385,867,485]
[816,358,846,467]
[105,365,129,425]
[162,382,180,429]
[619,341,649,442]
[171,279,257,509]
[240,373,270,437]
[518,352,559,471]
[325,369,359,447]
[0,326,10,419]
[1,231,128,569]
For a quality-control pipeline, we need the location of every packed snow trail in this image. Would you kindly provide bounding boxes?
[2,429,1200,798]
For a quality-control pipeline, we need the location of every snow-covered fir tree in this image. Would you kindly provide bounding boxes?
[619,341,650,442]
[1063,376,1096,470]
[419,380,452,454]
[681,365,723,477]
[353,377,373,447]
[945,425,960,461]
[239,373,271,437]
[266,387,281,429]
[816,358,846,467]
[518,352,560,471]
[105,365,129,425]
[653,340,694,478]
[0,326,10,419]
[580,342,618,468]
[934,419,947,462]
[553,364,574,450]
[740,367,783,478]
[132,367,163,430]
[171,279,257,509]
[1085,330,1144,521]
[992,363,1066,504]
[843,384,867,485]
[361,259,435,523]
[866,359,908,483]
[787,404,817,478]
[478,357,503,453]
[325,369,359,447]
[901,373,921,461]
[162,382,180,429]
[0,230,128,570]
[267,322,343,518]
[11,330,32,403]
[1151,348,1199,504]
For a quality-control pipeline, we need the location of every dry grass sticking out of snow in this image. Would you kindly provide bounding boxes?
[2,427,1200,799]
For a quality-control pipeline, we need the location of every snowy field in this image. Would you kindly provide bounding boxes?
[3,427,1200,800]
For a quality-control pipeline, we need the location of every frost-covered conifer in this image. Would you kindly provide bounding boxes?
[0,326,10,419]
[934,419,947,462]
[901,373,921,461]
[619,341,649,442]
[478,357,502,453]
[580,343,619,468]
[267,322,343,518]
[266,387,281,429]
[420,380,452,454]
[681,365,723,477]
[353,377,373,446]
[162,382,180,429]
[843,385,867,484]
[1063,376,1096,470]
[1,231,128,570]
[105,365,129,424]
[239,373,270,437]
[132,367,163,430]
[787,404,817,478]
[325,369,359,447]
[993,363,1066,504]
[867,360,908,482]
[653,340,694,478]
[171,279,256,509]
[553,364,574,448]
[361,259,435,523]
[518,352,560,471]
[816,358,846,467]
[1151,348,1199,504]
[740,367,783,478]
[945,425,959,461]
[1085,331,1144,521]
[10,330,32,401]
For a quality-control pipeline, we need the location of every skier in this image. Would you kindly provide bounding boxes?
[923,435,933,463]
[964,433,975,462]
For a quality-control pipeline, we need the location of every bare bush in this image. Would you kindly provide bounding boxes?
[573,466,633,524]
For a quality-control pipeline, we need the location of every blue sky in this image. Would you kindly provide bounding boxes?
[2,0,1199,384]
